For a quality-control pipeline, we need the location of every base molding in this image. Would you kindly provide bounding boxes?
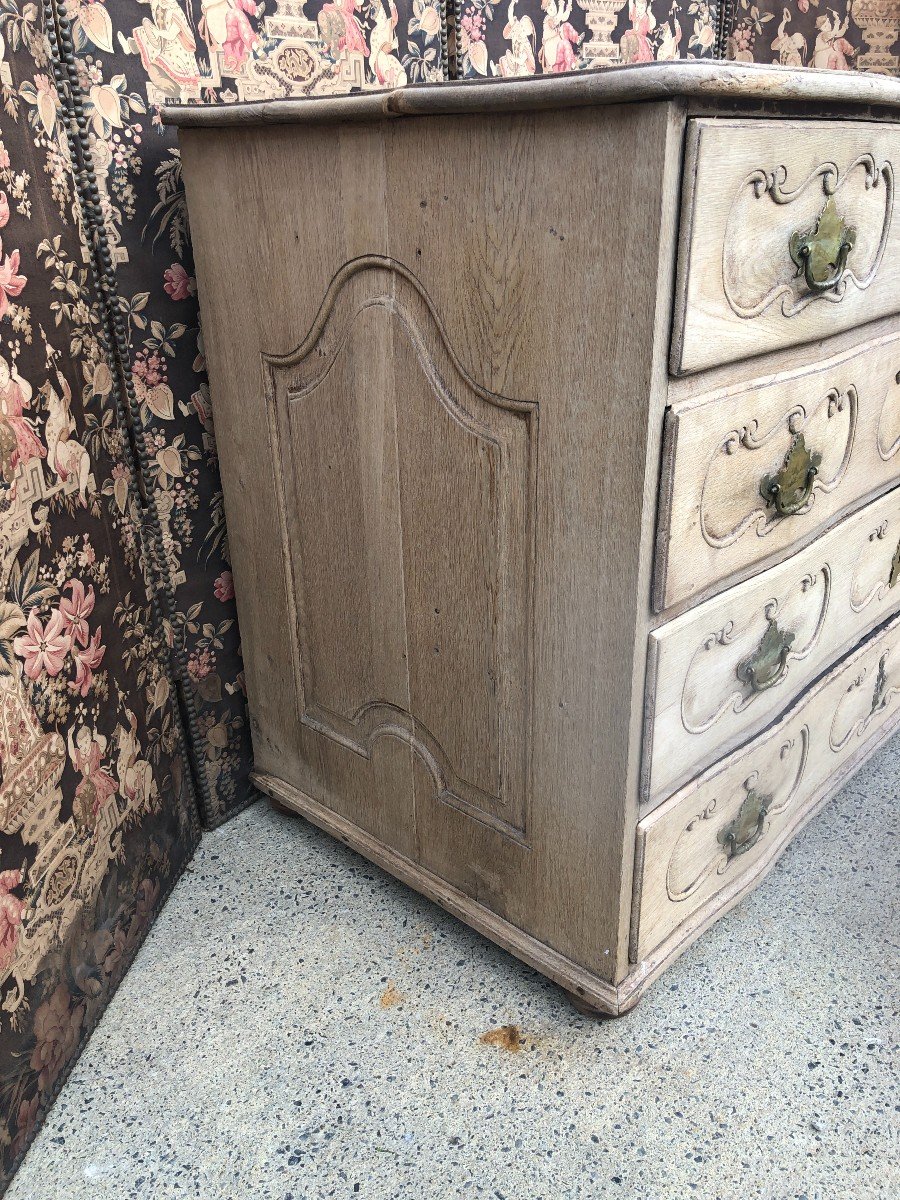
[252,770,632,1016]
[253,715,894,1015]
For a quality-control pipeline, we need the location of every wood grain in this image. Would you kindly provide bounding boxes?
[645,486,900,806]
[673,119,900,375]
[265,259,537,838]
[252,769,629,1016]
[176,86,900,1010]
[656,329,900,611]
[634,609,900,960]
[179,101,684,984]
[162,61,900,129]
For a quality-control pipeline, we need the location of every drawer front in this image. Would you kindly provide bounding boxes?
[656,331,900,612]
[672,119,900,376]
[633,610,900,962]
[644,486,900,807]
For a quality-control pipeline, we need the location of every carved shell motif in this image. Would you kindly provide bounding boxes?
[665,731,808,904]
[724,156,894,321]
[700,386,856,552]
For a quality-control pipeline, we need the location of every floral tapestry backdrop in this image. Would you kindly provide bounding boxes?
[53,0,446,828]
[451,0,900,76]
[0,3,200,1189]
[452,0,721,77]
[727,1,900,75]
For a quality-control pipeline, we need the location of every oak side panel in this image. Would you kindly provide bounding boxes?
[182,123,423,857]
[179,101,681,982]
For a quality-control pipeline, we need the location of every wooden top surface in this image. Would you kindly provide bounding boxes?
[163,62,900,129]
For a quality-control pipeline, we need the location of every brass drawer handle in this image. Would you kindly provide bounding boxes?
[718,785,772,859]
[759,432,822,517]
[789,196,856,294]
[737,616,795,694]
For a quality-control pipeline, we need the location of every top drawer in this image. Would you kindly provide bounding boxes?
[672,119,900,376]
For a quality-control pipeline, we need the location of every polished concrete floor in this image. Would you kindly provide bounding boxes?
[10,737,899,1200]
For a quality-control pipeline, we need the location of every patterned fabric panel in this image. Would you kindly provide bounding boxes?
[52,0,445,827]
[451,0,900,77]
[0,4,200,1189]
[56,0,251,829]
[726,1,900,76]
[453,0,721,77]
[62,0,446,103]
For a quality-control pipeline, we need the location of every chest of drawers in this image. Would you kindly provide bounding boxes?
[167,62,900,1015]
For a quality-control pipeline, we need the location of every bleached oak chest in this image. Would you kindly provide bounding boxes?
[167,63,900,1015]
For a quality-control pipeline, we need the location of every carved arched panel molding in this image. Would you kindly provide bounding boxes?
[263,258,538,840]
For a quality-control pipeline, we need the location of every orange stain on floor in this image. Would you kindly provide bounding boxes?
[479,1024,523,1052]
[379,983,404,1009]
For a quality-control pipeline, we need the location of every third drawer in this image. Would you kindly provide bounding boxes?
[643,484,900,807]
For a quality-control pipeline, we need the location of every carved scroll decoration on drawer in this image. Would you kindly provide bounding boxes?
[702,387,855,549]
[656,332,900,612]
[672,120,900,375]
[664,730,808,905]
[644,486,900,806]
[849,517,900,613]
[678,567,830,735]
[724,156,892,321]
[263,257,538,841]
[829,646,900,753]
[879,368,900,462]
[633,613,900,962]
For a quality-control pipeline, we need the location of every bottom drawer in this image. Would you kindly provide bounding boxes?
[632,612,900,963]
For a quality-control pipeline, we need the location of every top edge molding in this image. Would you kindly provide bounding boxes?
[162,62,900,129]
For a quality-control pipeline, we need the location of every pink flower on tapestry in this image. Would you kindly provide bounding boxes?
[461,9,485,44]
[71,627,105,697]
[187,648,213,682]
[0,869,24,974]
[14,609,69,679]
[0,192,9,229]
[60,578,96,648]
[76,538,97,569]
[163,263,195,301]
[30,984,85,1093]
[0,240,26,319]
[214,571,234,602]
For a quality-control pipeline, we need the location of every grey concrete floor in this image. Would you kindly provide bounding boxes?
[10,739,899,1200]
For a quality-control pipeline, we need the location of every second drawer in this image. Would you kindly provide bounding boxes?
[643,485,900,807]
[655,330,900,612]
